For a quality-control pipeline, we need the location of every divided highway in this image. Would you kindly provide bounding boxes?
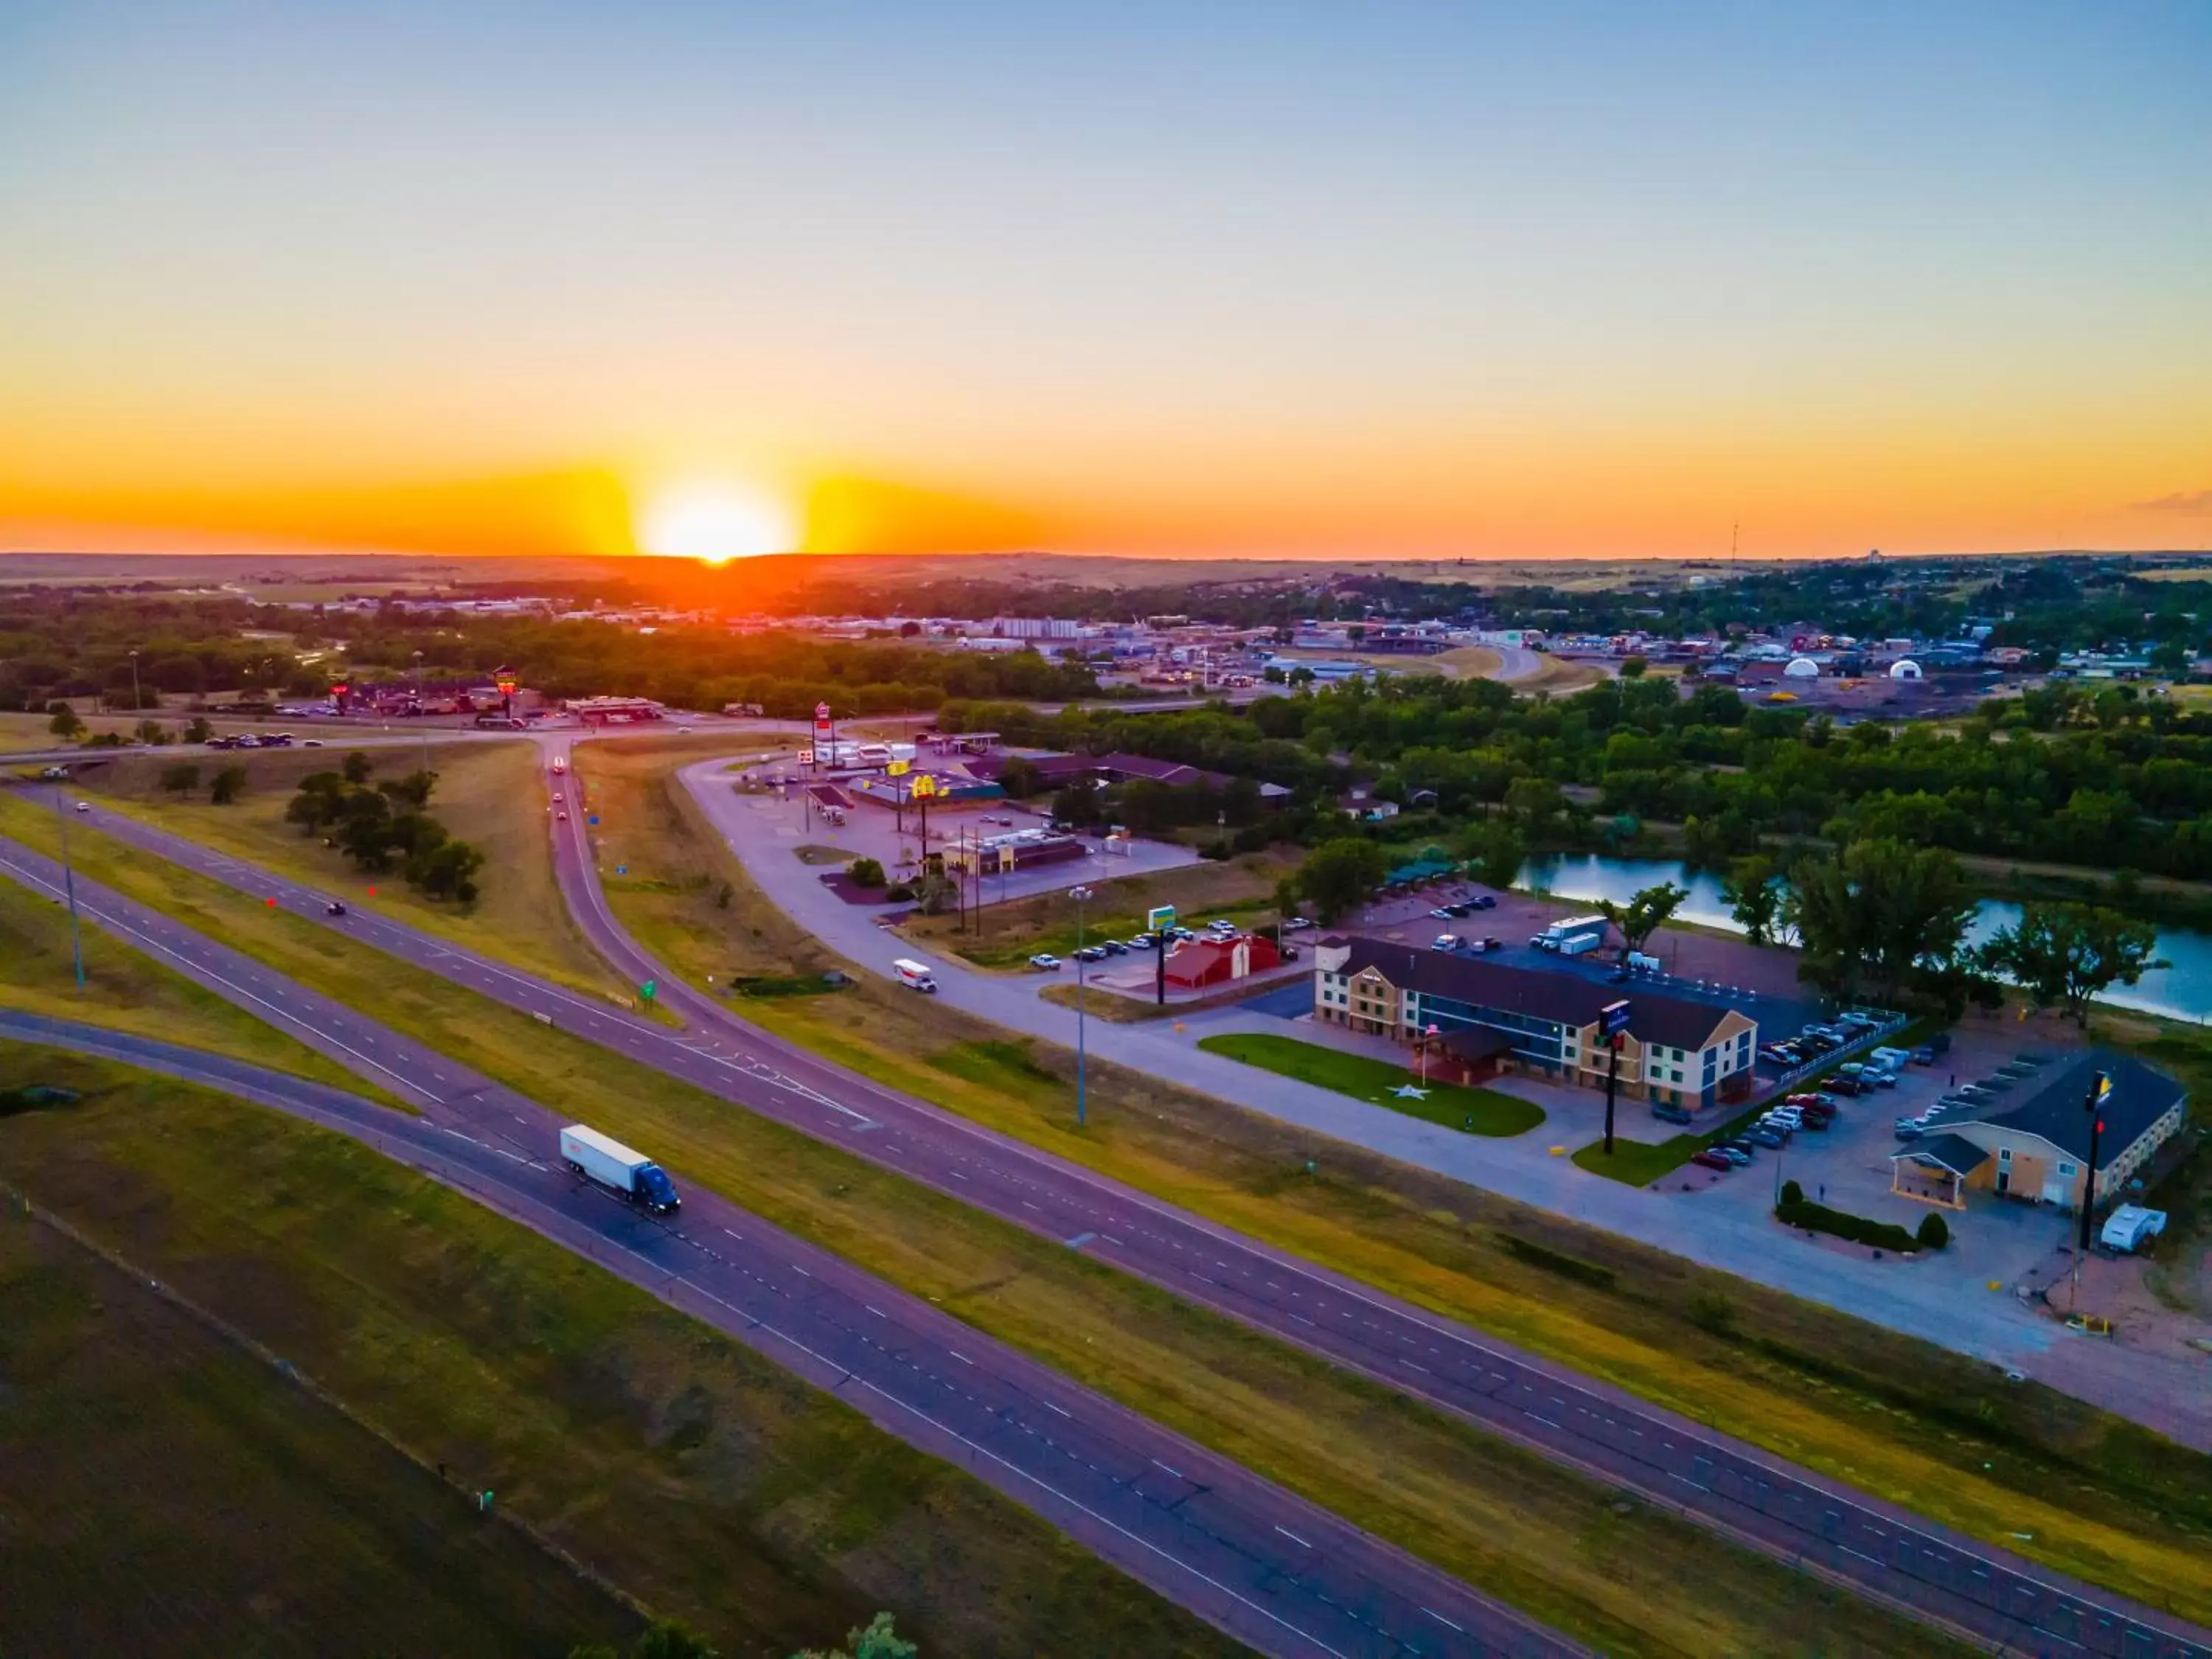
[18,791,2212,1659]
[0,852,1575,1659]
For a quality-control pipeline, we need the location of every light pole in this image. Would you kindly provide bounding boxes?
[411,650,429,777]
[1070,884,1093,1127]
[128,648,142,720]
[2077,1068,2113,1256]
[50,784,86,987]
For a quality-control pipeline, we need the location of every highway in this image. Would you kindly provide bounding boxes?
[16,787,2212,1659]
[0,858,1576,1659]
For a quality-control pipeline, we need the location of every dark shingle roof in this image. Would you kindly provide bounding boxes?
[1938,1051,2186,1169]
[1328,938,1745,1051]
[1893,1133,1992,1178]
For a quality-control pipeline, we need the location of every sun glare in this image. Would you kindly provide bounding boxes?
[638,481,794,565]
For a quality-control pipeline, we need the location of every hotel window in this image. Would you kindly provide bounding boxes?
[2058,1162,2077,1178]
[1998,1148,2011,1164]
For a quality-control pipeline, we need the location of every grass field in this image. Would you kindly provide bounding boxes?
[0,1046,1232,1659]
[1198,1032,1546,1137]
[0,1189,636,1659]
[4,776,1989,1655]
[0,862,403,1105]
[897,854,1295,969]
[560,748,2212,1624]
[64,738,622,994]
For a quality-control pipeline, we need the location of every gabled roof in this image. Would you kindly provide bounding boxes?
[1935,1051,2186,1169]
[1329,937,1746,1051]
[1893,1133,1991,1178]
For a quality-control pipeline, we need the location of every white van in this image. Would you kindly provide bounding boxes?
[893,959,938,994]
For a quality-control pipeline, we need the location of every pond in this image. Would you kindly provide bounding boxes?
[1518,853,2212,1025]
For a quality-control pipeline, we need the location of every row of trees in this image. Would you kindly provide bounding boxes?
[285,753,485,903]
[568,1610,914,1659]
[1718,841,2163,1018]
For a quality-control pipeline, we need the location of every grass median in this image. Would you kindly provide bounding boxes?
[1197,1030,1546,1137]
[0,1045,1230,1659]
[0,785,1980,1656]
[62,740,622,995]
[0,860,406,1107]
[563,745,2212,1627]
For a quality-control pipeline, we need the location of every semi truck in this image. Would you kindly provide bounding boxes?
[559,1124,681,1215]
[892,958,938,993]
[1531,914,1607,956]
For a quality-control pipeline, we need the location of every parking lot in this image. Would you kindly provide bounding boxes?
[1666,1018,2080,1290]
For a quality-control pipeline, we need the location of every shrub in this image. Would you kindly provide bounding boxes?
[1686,1290,1736,1336]
[1775,1195,1921,1253]
[848,856,886,888]
[1780,1178,1804,1207]
[1916,1211,1951,1251]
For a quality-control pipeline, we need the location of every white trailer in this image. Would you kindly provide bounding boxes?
[2099,1205,2167,1253]
[892,958,938,993]
[560,1123,681,1215]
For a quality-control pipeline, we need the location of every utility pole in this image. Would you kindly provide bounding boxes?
[51,785,86,987]
[411,650,429,777]
[128,648,142,721]
[1071,885,1093,1127]
[2077,1069,2113,1258]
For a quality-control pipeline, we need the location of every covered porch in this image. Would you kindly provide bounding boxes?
[1889,1133,1987,1211]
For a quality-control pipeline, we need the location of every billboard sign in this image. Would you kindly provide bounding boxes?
[1147,905,1177,932]
[1600,998,1632,1037]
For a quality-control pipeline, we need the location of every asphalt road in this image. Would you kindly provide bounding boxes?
[21,789,2212,1659]
[0,866,1574,1659]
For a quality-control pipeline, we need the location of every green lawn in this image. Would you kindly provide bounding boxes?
[0,1046,1241,1659]
[1198,1032,1546,1137]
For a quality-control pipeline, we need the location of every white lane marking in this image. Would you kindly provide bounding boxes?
[1275,1525,1311,1548]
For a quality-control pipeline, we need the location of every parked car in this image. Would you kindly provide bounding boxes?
[1690,1149,1736,1172]
[1432,934,1461,951]
[1471,894,1497,910]
[1893,1120,1927,1141]
[1710,1145,1753,1166]
[1284,917,1315,932]
[1429,907,1455,920]
[1910,1044,1937,1065]
[1029,953,1062,970]
[1074,946,1107,963]
[1102,939,1129,956]
[1745,1127,1788,1148]
[1444,902,1472,917]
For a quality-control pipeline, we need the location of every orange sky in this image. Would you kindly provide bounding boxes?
[4,5,2208,563]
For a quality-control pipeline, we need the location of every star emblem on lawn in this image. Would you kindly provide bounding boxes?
[1391,1085,1430,1099]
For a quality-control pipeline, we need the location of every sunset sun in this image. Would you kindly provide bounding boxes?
[638,481,793,565]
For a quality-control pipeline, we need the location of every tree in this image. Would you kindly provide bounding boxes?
[378,768,437,810]
[995,757,1043,799]
[209,765,246,804]
[341,749,374,785]
[631,1621,720,1659]
[791,1612,917,1659]
[1718,855,1784,946]
[159,762,202,797]
[183,715,212,744]
[1976,902,2165,1026]
[1458,817,1526,890]
[848,856,886,888]
[1292,837,1388,923]
[47,706,83,740]
[136,718,169,745]
[1782,838,1975,1002]
[1916,1212,1950,1251]
[1597,881,1688,959]
[412,838,485,904]
[1619,655,1649,679]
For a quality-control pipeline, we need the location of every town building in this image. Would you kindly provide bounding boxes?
[1164,933,1281,990]
[1889,1051,2188,1213]
[1311,938,1757,1110]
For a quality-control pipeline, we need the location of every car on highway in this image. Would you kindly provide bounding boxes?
[40,765,66,780]
[73,800,90,813]
[556,810,568,821]
[1029,953,1062,970]
[1690,1149,1736,1171]
[325,901,347,917]
[301,737,324,746]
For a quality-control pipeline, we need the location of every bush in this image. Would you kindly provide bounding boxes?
[1775,1195,1921,1253]
[1494,1232,1616,1290]
[1916,1211,1951,1251]
[848,856,886,888]
[1686,1290,1736,1335]
[1780,1178,1804,1207]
